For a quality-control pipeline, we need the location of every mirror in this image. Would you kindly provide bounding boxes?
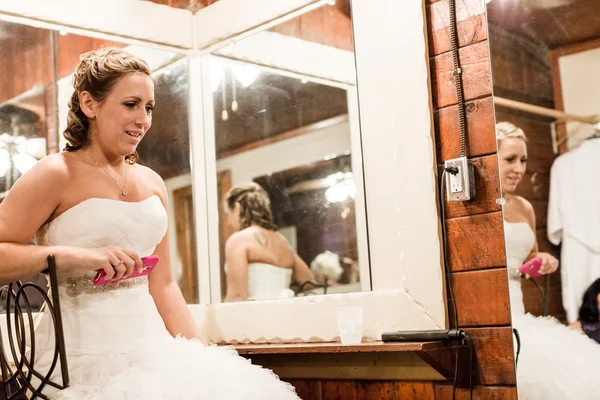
[205,2,369,302]
[0,20,56,312]
[487,0,600,397]
[0,19,197,310]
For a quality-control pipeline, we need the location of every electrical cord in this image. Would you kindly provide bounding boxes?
[513,328,521,367]
[449,0,468,158]
[441,168,471,400]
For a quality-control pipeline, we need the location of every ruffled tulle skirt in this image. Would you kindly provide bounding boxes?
[513,313,600,400]
[49,340,299,400]
[32,284,299,400]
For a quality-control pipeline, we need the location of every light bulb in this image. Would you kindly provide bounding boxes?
[325,183,349,203]
[232,100,239,112]
[222,110,229,121]
[231,64,261,87]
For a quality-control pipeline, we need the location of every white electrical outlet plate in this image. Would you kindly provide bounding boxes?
[444,156,474,202]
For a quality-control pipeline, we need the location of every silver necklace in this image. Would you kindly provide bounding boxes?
[83,149,129,196]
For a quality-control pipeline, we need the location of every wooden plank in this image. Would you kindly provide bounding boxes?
[451,269,511,326]
[435,97,497,161]
[431,40,492,109]
[427,0,488,56]
[446,212,506,272]
[285,379,323,400]
[443,155,501,218]
[234,341,441,355]
[464,327,515,385]
[435,384,518,400]
[396,381,435,399]
[322,380,357,400]
[245,353,445,381]
[417,341,473,388]
[357,381,396,400]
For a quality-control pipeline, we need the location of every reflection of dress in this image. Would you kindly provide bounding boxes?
[247,263,293,301]
[34,196,299,399]
[504,221,600,400]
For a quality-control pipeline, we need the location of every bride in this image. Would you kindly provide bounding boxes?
[222,182,314,302]
[497,122,600,400]
[0,47,300,399]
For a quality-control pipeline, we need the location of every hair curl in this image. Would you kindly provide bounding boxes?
[63,47,152,164]
[225,183,278,231]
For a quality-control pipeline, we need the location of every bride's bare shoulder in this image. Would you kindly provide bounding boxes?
[25,152,70,182]
[132,163,167,199]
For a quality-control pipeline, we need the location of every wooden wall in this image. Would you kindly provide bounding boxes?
[281,0,519,398]
[0,1,515,397]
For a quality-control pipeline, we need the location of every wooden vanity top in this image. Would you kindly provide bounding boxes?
[232,340,444,355]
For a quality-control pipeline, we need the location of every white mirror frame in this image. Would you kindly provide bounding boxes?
[0,0,445,344]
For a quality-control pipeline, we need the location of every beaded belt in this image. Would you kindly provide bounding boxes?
[64,276,148,297]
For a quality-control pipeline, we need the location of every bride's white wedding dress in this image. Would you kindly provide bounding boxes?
[504,221,600,400]
[33,195,300,399]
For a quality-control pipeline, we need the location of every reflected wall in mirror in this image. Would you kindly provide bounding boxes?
[205,2,368,303]
[487,0,600,397]
[0,20,57,312]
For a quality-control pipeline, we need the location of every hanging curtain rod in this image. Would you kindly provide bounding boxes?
[493,96,599,125]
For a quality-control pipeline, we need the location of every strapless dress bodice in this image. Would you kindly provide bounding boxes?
[35,195,168,288]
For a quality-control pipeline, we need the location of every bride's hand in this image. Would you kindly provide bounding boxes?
[535,252,559,275]
[61,246,143,282]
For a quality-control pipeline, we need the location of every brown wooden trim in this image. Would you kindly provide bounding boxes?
[234,340,443,355]
[217,114,349,159]
[427,0,488,57]
[549,38,600,155]
[451,268,511,327]
[417,341,474,389]
[446,212,506,272]
[463,327,515,385]
[173,185,199,303]
[431,40,493,109]
[435,97,498,161]
[551,36,600,58]
[244,352,446,381]
[321,380,357,400]
[435,384,517,400]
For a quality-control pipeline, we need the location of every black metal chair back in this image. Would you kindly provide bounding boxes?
[0,255,69,399]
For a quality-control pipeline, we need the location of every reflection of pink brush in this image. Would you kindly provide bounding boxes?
[519,258,542,278]
[93,255,159,285]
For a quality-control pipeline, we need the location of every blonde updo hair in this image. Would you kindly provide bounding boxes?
[496,121,527,142]
[225,183,278,231]
[63,47,152,164]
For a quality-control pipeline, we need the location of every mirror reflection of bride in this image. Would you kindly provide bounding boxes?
[223,182,314,302]
[497,122,600,400]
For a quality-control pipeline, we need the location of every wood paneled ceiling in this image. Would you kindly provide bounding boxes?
[212,66,348,157]
[487,0,600,49]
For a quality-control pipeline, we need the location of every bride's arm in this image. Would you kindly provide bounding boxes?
[522,197,558,275]
[0,155,77,282]
[223,233,249,302]
[148,180,204,342]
